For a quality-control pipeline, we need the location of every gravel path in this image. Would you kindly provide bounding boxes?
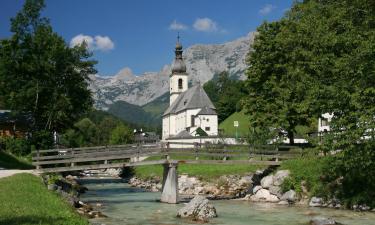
[0,169,39,179]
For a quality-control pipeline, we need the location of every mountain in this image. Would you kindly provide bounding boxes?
[106,92,169,127]
[89,32,256,110]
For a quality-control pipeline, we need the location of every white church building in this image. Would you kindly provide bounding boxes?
[162,38,219,143]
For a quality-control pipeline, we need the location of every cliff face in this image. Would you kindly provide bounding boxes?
[89,32,255,110]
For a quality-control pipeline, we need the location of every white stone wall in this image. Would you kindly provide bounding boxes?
[169,74,188,105]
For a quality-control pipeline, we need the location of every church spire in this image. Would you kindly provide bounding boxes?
[172,33,186,74]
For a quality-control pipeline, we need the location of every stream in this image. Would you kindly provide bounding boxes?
[79,178,375,225]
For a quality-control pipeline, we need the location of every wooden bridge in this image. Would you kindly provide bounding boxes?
[32,142,303,203]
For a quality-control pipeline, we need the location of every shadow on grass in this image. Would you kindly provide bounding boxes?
[0,215,86,225]
[0,151,34,169]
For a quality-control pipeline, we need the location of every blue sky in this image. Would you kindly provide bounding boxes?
[0,0,293,76]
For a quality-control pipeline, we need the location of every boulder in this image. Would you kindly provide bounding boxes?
[269,185,282,198]
[281,190,297,203]
[177,196,217,221]
[309,217,342,225]
[252,185,263,194]
[309,197,324,207]
[273,170,290,186]
[250,188,279,202]
[260,175,274,189]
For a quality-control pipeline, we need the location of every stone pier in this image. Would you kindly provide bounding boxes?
[160,162,179,203]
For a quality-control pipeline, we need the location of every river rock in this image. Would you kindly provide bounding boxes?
[269,185,282,198]
[177,196,217,221]
[309,197,324,207]
[260,175,274,189]
[252,185,263,194]
[309,217,342,225]
[273,170,290,186]
[105,168,123,177]
[250,188,279,202]
[281,190,297,203]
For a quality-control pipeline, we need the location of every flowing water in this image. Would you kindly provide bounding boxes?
[80,178,375,225]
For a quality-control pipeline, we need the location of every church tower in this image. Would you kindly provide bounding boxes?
[169,35,188,105]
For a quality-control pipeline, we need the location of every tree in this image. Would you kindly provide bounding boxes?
[245,0,375,206]
[109,124,133,145]
[204,71,247,123]
[244,20,314,144]
[0,0,96,136]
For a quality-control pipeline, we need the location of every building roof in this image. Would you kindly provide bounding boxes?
[197,106,217,115]
[163,84,216,116]
[173,130,193,138]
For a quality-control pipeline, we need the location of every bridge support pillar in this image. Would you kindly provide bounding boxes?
[160,163,179,204]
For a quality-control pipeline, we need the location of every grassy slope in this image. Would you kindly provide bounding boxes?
[219,110,250,137]
[0,151,33,169]
[0,174,88,225]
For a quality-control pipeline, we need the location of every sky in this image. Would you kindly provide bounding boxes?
[0,0,294,76]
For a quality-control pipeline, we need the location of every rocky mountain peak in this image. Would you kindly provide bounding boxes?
[89,32,255,109]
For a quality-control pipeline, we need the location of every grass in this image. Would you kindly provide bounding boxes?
[279,156,327,195]
[134,163,263,182]
[0,151,34,169]
[0,173,88,225]
[219,110,250,137]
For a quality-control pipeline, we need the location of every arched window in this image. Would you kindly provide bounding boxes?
[178,78,183,89]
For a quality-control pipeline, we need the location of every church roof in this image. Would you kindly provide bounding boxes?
[173,130,193,138]
[163,84,216,116]
[197,106,217,115]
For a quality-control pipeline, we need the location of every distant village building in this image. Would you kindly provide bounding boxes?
[0,110,32,138]
[162,37,218,142]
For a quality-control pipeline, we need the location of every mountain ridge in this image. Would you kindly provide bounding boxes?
[89,32,255,110]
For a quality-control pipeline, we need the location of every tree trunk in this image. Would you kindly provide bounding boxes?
[288,131,294,145]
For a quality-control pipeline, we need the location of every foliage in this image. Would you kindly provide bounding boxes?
[0,0,96,134]
[60,111,134,147]
[245,0,374,206]
[109,124,133,145]
[204,71,247,122]
[0,137,30,156]
[321,142,375,208]
[0,173,88,225]
[0,151,33,169]
[280,156,327,195]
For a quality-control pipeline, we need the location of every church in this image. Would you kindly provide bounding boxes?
[162,38,218,140]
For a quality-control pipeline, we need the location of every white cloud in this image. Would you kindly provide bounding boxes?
[94,35,114,51]
[70,34,114,52]
[259,4,276,15]
[193,18,218,32]
[169,20,188,30]
[70,34,94,49]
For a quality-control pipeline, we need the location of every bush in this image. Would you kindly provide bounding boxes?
[322,142,375,208]
[0,137,30,156]
[280,156,328,196]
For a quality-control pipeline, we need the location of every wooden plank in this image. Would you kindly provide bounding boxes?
[32,148,162,161]
[32,152,162,166]
[36,160,169,173]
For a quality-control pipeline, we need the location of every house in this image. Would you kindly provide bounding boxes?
[162,37,218,142]
[0,110,32,138]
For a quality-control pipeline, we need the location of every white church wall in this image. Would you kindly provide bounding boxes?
[196,115,218,136]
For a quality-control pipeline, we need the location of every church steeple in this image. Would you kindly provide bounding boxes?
[169,34,188,105]
[172,33,186,74]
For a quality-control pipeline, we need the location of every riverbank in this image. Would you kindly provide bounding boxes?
[0,173,88,225]
[80,179,375,225]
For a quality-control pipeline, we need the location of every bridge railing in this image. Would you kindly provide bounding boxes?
[32,142,305,172]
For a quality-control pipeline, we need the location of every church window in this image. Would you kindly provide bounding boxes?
[205,127,210,131]
[178,78,183,89]
[191,115,195,127]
